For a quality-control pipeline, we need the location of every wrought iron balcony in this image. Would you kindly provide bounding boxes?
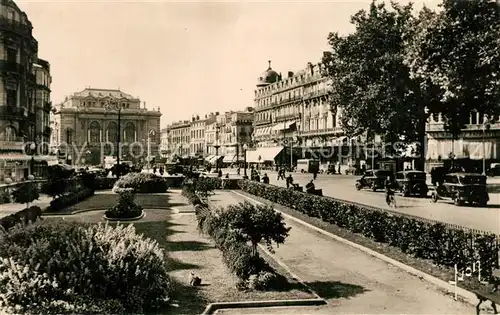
[0,16,33,37]
[0,60,26,74]
[0,105,26,119]
[299,127,342,137]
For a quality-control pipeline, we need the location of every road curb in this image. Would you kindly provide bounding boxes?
[201,298,326,315]
[231,190,480,307]
[43,207,170,216]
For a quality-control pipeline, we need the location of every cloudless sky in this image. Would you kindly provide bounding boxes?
[18,0,439,128]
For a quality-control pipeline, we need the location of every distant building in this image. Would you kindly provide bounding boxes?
[190,115,206,158]
[160,127,169,158]
[166,120,191,159]
[51,88,161,166]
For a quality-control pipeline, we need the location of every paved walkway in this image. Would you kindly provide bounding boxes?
[0,195,52,219]
[208,190,474,314]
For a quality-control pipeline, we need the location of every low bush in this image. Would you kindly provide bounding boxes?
[105,191,143,219]
[48,188,94,212]
[238,180,500,281]
[114,173,168,193]
[0,221,172,314]
[183,186,288,291]
[94,177,118,190]
[0,187,10,204]
[164,175,185,188]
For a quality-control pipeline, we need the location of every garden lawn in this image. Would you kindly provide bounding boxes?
[43,190,314,315]
[43,192,171,214]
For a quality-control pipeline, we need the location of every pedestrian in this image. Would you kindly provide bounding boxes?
[313,170,318,180]
[218,169,222,177]
[153,166,157,174]
[159,166,164,176]
[262,173,270,184]
[255,172,260,182]
[286,174,293,189]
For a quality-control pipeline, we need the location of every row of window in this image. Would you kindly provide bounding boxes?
[81,100,131,108]
[256,87,328,108]
[255,64,324,98]
[65,121,136,143]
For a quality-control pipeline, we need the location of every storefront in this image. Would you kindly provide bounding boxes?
[0,153,31,183]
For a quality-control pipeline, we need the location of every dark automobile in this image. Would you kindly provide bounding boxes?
[430,173,489,207]
[394,170,428,197]
[165,163,184,175]
[487,163,500,177]
[355,169,392,191]
[430,166,447,186]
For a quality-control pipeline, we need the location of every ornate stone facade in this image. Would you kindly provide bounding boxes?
[52,88,161,166]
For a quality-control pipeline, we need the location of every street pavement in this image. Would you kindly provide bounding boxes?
[209,191,474,314]
[213,168,500,235]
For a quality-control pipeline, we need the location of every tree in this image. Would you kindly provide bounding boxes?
[11,182,39,209]
[223,201,291,256]
[406,0,500,137]
[43,164,74,199]
[322,1,427,167]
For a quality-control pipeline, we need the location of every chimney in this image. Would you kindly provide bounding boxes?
[288,71,294,78]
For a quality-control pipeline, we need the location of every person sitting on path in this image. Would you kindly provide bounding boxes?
[305,180,315,193]
[262,173,270,184]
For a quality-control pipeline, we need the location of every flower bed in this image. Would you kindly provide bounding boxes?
[104,191,144,220]
[238,180,499,281]
[113,173,168,193]
[0,221,172,314]
[48,188,95,212]
[182,186,290,291]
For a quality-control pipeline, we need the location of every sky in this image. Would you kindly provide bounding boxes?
[18,0,440,128]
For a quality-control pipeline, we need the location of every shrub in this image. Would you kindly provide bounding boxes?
[0,221,171,313]
[11,182,39,209]
[48,188,94,212]
[105,191,143,219]
[0,187,10,204]
[183,186,287,289]
[238,180,500,281]
[94,177,118,190]
[114,173,168,193]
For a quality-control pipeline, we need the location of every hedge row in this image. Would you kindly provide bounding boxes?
[0,206,43,231]
[94,177,118,190]
[114,173,168,193]
[48,188,95,212]
[238,180,499,280]
[182,185,287,290]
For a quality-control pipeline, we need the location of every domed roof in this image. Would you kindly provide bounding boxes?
[257,60,279,87]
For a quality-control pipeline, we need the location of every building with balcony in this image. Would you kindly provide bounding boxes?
[0,0,55,182]
[219,108,254,166]
[166,119,191,159]
[189,114,206,158]
[34,58,51,146]
[51,88,161,166]
[425,113,500,173]
[251,60,352,169]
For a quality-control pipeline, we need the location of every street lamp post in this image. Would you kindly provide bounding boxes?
[104,97,123,171]
[147,129,155,170]
[243,143,248,179]
[482,117,490,175]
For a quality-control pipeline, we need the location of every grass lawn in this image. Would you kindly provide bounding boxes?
[43,193,170,214]
[44,190,315,315]
[238,190,489,296]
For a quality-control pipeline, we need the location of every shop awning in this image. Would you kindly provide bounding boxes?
[223,155,236,163]
[0,153,31,161]
[246,147,284,163]
[272,121,296,132]
[426,139,495,160]
[204,155,214,162]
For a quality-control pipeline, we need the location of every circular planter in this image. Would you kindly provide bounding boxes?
[103,210,146,221]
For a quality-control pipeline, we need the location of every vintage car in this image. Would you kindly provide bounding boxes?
[355,169,392,191]
[430,172,489,206]
[394,170,428,197]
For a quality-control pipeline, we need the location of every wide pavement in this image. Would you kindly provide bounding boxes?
[212,168,500,234]
[209,191,474,314]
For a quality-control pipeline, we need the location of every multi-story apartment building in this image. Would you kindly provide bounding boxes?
[425,112,500,173]
[51,88,161,166]
[219,108,254,165]
[166,120,191,158]
[34,59,51,148]
[204,112,220,164]
[251,61,349,168]
[160,127,169,158]
[0,0,54,182]
[190,115,206,157]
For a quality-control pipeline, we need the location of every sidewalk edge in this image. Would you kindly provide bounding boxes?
[201,298,326,315]
[231,190,479,307]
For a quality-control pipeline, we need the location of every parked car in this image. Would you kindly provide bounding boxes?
[487,163,500,177]
[355,169,392,191]
[394,170,428,197]
[165,163,183,175]
[430,172,489,207]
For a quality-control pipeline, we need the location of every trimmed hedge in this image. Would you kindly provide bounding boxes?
[182,186,287,290]
[114,173,168,193]
[238,180,499,280]
[48,189,95,212]
[164,176,185,188]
